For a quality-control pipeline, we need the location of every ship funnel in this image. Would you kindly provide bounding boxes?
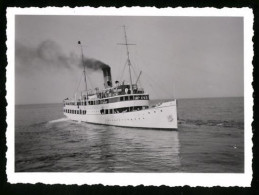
[102,67,112,88]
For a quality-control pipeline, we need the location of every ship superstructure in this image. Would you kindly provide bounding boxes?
[63,27,177,130]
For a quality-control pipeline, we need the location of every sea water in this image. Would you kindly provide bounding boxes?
[15,97,244,172]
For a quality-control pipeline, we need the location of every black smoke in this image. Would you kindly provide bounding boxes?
[81,58,110,72]
[16,40,110,73]
[16,40,77,72]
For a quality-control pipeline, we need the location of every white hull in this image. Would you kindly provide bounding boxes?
[64,100,177,130]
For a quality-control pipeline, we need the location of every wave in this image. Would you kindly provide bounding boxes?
[48,117,69,124]
[179,119,244,129]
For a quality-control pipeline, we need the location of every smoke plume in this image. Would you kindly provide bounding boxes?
[15,40,78,73]
[81,58,110,72]
[15,39,110,74]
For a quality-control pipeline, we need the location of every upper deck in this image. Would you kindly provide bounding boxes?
[64,84,149,106]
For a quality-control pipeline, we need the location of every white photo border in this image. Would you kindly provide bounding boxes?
[6,7,253,187]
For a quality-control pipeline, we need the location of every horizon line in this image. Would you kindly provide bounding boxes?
[15,96,244,106]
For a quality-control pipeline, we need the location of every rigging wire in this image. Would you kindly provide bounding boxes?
[143,70,173,98]
[73,71,84,96]
[132,44,174,98]
[130,63,139,83]
[84,69,94,90]
[119,60,129,82]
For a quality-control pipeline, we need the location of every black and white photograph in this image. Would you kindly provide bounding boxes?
[6,7,253,186]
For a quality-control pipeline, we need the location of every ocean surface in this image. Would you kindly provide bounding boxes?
[15,97,244,172]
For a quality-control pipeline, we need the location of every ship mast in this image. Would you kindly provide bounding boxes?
[118,26,136,92]
[78,41,87,91]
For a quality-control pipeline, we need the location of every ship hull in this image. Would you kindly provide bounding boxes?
[64,101,178,130]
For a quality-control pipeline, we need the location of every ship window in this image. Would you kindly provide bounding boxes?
[125,96,128,101]
[105,110,108,114]
[120,97,124,101]
[110,109,113,114]
[130,96,133,100]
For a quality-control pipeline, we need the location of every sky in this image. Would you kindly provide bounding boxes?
[15,15,244,105]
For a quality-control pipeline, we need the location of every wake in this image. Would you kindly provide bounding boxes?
[48,117,69,124]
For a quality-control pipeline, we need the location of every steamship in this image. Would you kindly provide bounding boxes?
[63,27,178,130]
